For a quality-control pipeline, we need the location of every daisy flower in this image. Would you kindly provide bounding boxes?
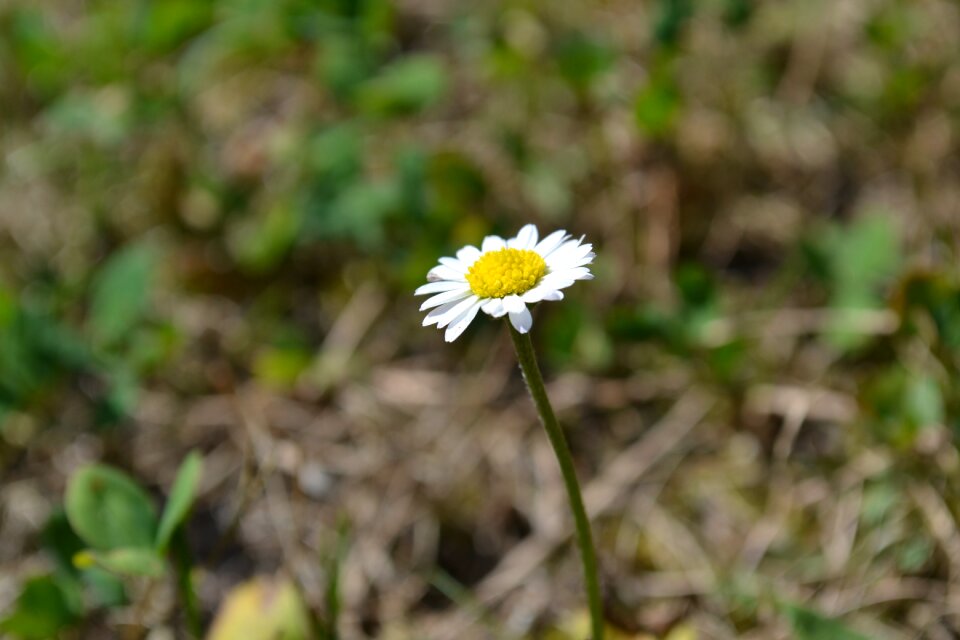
[415,224,595,341]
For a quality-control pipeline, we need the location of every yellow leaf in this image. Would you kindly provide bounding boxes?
[545,610,656,640]
[206,576,311,640]
[664,624,697,640]
[545,611,697,640]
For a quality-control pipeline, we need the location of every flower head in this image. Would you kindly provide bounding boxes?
[416,224,595,341]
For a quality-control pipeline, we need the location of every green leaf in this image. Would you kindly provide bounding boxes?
[897,537,933,573]
[75,548,166,578]
[782,603,869,640]
[88,243,157,348]
[819,215,900,349]
[654,0,695,47]
[156,451,204,552]
[0,575,80,640]
[832,215,900,302]
[307,124,363,183]
[555,32,616,91]
[137,0,213,53]
[228,204,301,273]
[860,481,899,527]
[39,511,128,607]
[83,567,128,608]
[634,72,680,137]
[315,179,400,248]
[904,375,944,428]
[40,510,86,576]
[65,464,158,551]
[724,0,753,27]
[43,89,132,146]
[358,54,447,116]
[897,272,960,349]
[253,347,312,388]
[97,363,141,425]
[317,34,377,99]
[863,366,943,448]
[8,9,71,98]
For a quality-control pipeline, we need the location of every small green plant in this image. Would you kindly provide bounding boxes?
[1,452,204,639]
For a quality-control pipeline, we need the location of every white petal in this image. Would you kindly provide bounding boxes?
[557,243,594,265]
[456,245,481,266]
[544,239,588,267]
[502,294,525,315]
[481,235,506,252]
[420,288,472,311]
[444,300,484,342]
[439,256,466,272]
[415,281,469,295]
[509,307,533,333]
[428,265,466,282]
[435,295,481,329]
[535,230,570,257]
[482,298,507,318]
[538,274,577,290]
[423,300,464,326]
[548,267,593,281]
[521,286,563,303]
[565,253,596,269]
[508,224,538,249]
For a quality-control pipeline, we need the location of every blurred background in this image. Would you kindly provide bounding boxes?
[2,0,960,638]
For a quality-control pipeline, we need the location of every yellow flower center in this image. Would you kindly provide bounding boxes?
[466,248,547,298]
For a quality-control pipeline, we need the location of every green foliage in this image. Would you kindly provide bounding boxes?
[0,288,96,419]
[254,346,313,387]
[43,89,132,147]
[0,575,81,640]
[6,8,72,98]
[5,455,204,637]
[320,519,351,640]
[88,242,157,349]
[897,272,960,351]
[325,181,400,246]
[826,216,900,307]
[76,548,166,578]
[306,124,364,185]
[608,264,747,384]
[229,204,301,273]
[357,54,447,116]
[897,537,934,573]
[724,0,754,27]
[782,603,868,640]
[65,464,158,551]
[653,0,694,47]
[136,0,215,53]
[806,215,900,349]
[634,58,681,137]
[863,368,944,448]
[40,511,128,608]
[156,451,204,552]
[860,480,900,528]
[555,32,616,93]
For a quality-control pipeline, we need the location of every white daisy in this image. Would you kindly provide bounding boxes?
[415,224,595,342]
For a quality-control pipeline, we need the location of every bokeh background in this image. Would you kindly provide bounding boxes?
[2,0,960,638]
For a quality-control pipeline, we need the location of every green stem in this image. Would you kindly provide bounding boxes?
[171,530,202,638]
[507,323,604,640]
